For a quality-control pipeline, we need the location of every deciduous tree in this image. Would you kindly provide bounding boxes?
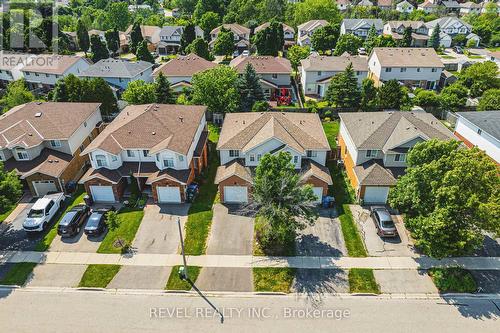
[213,27,234,58]
[122,80,157,105]
[311,24,339,54]
[76,19,90,55]
[186,38,213,60]
[0,79,34,113]
[477,89,500,111]
[333,34,363,56]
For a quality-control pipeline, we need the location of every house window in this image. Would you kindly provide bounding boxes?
[400,68,406,72]
[229,150,239,157]
[178,155,184,162]
[365,150,377,158]
[127,150,135,157]
[317,71,322,76]
[293,156,299,164]
[16,149,29,160]
[356,71,361,75]
[257,154,262,161]
[111,155,118,162]
[431,68,437,72]
[49,139,61,147]
[84,121,87,127]
[249,154,255,162]
[95,155,107,167]
[143,150,149,157]
[156,154,159,161]
[272,74,278,79]
[35,73,39,76]
[394,154,406,162]
[385,68,392,72]
[477,128,482,135]
[306,150,317,158]
[417,68,421,72]
[163,158,174,168]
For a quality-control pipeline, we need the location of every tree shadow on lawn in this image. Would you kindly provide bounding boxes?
[295,234,343,257]
[292,268,349,308]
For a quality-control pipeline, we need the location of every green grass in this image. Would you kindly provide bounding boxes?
[428,267,477,293]
[34,188,86,252]
[339,205,367,257]
[208,123,220,143]
[440,55,456,59]
[349,268,380,294]
[322,121,340,149]
[253,216,296,256]
[183,145,218,255]
[253,268,296,293]
[467,55,483,59]
[0,262,37,286]
[0,205,16,223]
[78,264,121,288]
[165,266,201,290]
[97,208,145,253]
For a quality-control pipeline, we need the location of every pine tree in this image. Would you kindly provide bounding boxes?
[105,28,120,56]
[52,78,69,102]
[402,26,413,47]
[180,22,197,53]
[237,63,265,112]
[428,24,440,50]
[360,78,378,112]
[325,63,361,109]
[90,35,109,63]
[76,20,89,55]
[130,21,143,53]
[363,25,378,53]
[155,72,175,104]
[136,40,154,63]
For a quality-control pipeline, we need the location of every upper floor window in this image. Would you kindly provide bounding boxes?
[249,154,255,162]
[272,74,278,79]
[127,150,135,157]
[394,154,406,162]
[385,68,392,72]
[95,154,107,167]
[50,140,61,148]
[178,155,184,162]
[317,71,322,76]
[16,149,29,160]
[477,128,482,135]
[400,68,406,72]
[306,150,317,158]
[111,155,118,162]
[163,158,174,168]
[143,150,149,157]
[257,154,262,161]
[229,150,240,157]
[293,156,299,164]
[431,68,437,72]
[417,68,421,72]
[365,150,377,158]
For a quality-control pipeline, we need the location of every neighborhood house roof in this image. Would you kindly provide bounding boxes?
[81,104,206,156]
[386,20,426,30]
[214,160,253,185]
[425,17,471,30]
[217,112,330,154]
[456,111,500,142]
[125,25,161,38]
[79,59,153,78]
[159,25,203,37]
[0,102,100,149]
[342,18,384,31]
[20,54,88,74]
[210,24,250,37]
[297,20,329,32]
[339,111,454,151]
[354,160,405,186]
[254,22,294,34]
[377,0,392,7]
[230,56,292,74]
[4,148,72,179]
[153,53,217,77]
[300,54,368,72]
[371,47,444,68]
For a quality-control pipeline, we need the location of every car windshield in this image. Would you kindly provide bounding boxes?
[59,212,77,226]
[382,220,395,228]
[86,213,102,227]
[28,209,44,218]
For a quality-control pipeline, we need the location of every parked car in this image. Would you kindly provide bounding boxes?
[357,47,367,55]
[84,209,110,236]
[453,46,464,54]
[370,206,398,237]
[57,204,90,237]
[241,50,250,56]
[23,193,65,232]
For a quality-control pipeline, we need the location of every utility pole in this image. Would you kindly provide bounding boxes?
[177,217,188,280]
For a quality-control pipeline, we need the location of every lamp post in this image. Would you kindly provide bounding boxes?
[177,217,188,280]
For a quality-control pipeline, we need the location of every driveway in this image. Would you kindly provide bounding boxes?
[470,270,500,294]
[292,268,349,295]
[26,264,87,288]
[374,270,438,294]
[196,204,254,292]
[107,266,172,290]
[49,227,106,253]
[296,208,346,257]
[349,205,415,257]
[132,204,189,254]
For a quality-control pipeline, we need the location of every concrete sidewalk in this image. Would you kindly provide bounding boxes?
[1,251,499,270]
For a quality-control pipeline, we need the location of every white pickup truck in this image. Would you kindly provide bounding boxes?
[23,193,65,232]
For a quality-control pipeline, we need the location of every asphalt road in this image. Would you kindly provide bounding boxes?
[0,289,498,332]
[0,202,43,251]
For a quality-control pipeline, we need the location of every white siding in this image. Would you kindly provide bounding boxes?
[455,118,500,164]
[339,121,358,163]
[67,108,102,154]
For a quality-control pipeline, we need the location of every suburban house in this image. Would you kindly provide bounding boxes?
[297,20,329,47]
[486,50,500,66]
[20,55,91,91]
[209,24,251,55]
[396,0,415,12]
[337,0,351,10]
[418,0,438,13]
[152,53,217,92]
[357,0,374,6]
[0,52,36,87]
[156,25,204,55]
[79,104,208,203]
[254,22,295,50]
[78,59,153,91]
[368,47,444,89]
[2,102,102,197]
[229,55,293,101]
[300,54,368,98]
[215,112,332,204]
[441,0,462,14]
[425,17,479,47]
[460,1,483,14]
[454,112,499,164]
[124,25,162,51]
[377,0,393,10]
[340,19,384,39]
[383,21,429,47]
[338,111,454,204]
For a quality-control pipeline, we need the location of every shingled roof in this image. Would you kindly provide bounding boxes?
[300,54,368,72]
[230,55,292,74]
[80,59,153,78]
[371,47,444,68]
[153,53,217,77]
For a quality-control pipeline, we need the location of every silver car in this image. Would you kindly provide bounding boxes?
[370,206,398,237]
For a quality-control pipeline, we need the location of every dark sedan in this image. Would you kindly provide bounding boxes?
[57,204,90,237]
[84,209,108,236]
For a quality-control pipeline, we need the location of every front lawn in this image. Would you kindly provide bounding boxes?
[0,262,37,286]
[428,267,477,293]
[253,267,296,293]
[0,205,16,223]
[322,121,340,149]
[78,264,121,288]
[253,216,296,256]
[165,265,201,290]
[349,268,380,294]
[35,188,86,252]
[97,208,145,254]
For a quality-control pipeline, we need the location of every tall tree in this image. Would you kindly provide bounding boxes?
[428,23,440,49]
[377,79,404,109]
[136,40,154,63]
[363,24,378,53]
[459,61,500,98]
[293,0,342,27]
[333,34,363,56]
[311,24,339,54]
[154,72,176,104]
[238,63,265,111]
[122,80,157,104]
[325,63,361,109]
[401,26,413,47]
[105,28,120,56]
[439,82,468,113]
[252,152,318,249]
[389,140,500,258]
[0,80,34,113]
[477,89,500,111]
[186,37,213,60]
[180,22,197,53]
[213,28,234,59]
[0,162,23,214]
[360,78,378,112]
[198,11,220,37]
[130,21,144,53]
[108,1,130,31]
[287,45,310,72]
[90,34,109,62]
[76,19,90,55]
[253,20,284,56]
[191,66,239,114]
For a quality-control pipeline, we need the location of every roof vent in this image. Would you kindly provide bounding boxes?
[35,112,42,117]
[179,116,184,123]
[128,130,131,134]
[152,131,156,135]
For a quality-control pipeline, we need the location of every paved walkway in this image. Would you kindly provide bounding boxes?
[1,251,499,270]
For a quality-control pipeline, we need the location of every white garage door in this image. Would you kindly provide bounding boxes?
[363,186,390,204]
[90,185,115,202]
[157,186,181,203]
[312,187,324,204]
[32,180,57,197]
[224,186,248,203]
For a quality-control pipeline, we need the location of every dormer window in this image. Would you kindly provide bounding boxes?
[394,154,406,162]
[163,158,174,168]
[16,148,29,160]
[143,150,149,157]
[95,154,107,167]
[127,150,135,157]
[229,150,240,157]
[306,150,317,158]
[366,150,377,158]
[50,140,61,147]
